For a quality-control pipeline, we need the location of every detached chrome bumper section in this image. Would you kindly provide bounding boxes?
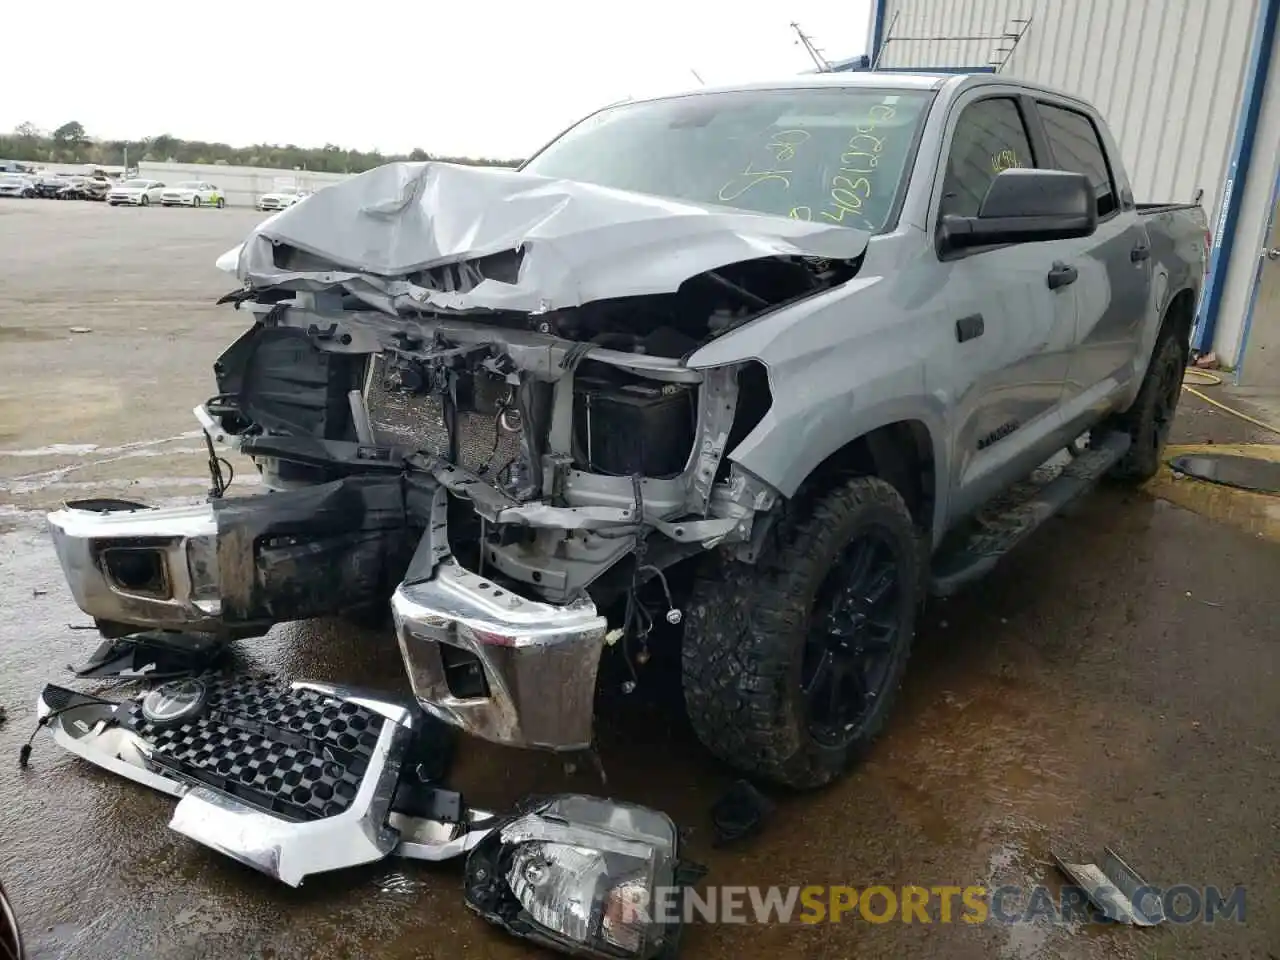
[393,559,608,752]
[48,501,223,631]
[49,498,612,753]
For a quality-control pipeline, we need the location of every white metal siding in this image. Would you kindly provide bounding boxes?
[878,0,1261,225]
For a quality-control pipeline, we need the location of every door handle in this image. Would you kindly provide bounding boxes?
[1131,244,1151,262]
[1267,247,1280,260]
[955,313,984,343]
[1047,261,1078,290]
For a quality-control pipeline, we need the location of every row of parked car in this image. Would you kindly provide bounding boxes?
[0,170,313,209]
[0,171,114,201]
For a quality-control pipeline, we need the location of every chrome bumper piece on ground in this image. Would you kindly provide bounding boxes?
[37,681,494,887]
[392,558,609,752]
[47,501,223,631]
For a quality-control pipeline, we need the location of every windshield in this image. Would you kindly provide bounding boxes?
[522,87,932,232]
[176,181,202,189]
[122,179,149,188]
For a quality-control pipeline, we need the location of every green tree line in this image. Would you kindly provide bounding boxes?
[0,121,524,172]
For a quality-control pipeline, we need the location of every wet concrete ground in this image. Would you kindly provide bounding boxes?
[1,200,1278,959]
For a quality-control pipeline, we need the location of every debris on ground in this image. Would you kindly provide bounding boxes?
[1052,846,1164,925]
[710,779,776,848]
[1194,351,1220,369]
[374,872,425,895]
[68,326,92,334]
[1168,452,1280,495]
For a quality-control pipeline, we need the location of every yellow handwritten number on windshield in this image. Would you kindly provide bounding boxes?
[718,161,792,203]
[821,103,894,227]
[768,129,810,164]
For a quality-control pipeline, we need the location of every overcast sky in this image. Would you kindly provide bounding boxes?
[2,1,870,159]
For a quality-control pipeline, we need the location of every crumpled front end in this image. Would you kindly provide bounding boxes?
[49,159,863,752]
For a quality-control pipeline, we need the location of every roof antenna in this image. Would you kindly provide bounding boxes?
[690,68,706,86]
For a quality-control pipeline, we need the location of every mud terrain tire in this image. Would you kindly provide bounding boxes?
[1104,330,1187,483]
[681,476,920,790]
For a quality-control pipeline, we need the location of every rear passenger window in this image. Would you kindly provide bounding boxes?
[940,97,1035,220]
[1037,103,1118,218]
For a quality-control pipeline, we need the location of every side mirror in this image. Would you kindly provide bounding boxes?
[940,168,1097,252]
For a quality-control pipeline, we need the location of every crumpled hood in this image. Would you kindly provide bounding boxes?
[230,160,869,314]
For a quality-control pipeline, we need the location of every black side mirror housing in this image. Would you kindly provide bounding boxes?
[940,168,1098,252]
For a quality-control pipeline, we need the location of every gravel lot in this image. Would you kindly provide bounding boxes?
[0,198,1276,960]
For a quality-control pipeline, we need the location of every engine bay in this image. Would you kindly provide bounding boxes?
[204,257,814,609]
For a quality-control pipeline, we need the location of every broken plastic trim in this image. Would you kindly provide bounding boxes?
[33,680,496,886]
[1052,847,1166,926]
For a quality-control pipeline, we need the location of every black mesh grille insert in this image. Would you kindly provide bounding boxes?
[126,674,384,822]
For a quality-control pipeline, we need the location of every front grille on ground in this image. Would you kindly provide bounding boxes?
[364,354,522,476]
[126,674,384,822]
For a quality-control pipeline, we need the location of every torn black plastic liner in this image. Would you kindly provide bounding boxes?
[213,471,425,625]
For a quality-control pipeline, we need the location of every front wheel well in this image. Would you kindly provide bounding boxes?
[799,420,936,534]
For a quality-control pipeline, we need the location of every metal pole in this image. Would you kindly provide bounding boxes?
[871,10,900,69]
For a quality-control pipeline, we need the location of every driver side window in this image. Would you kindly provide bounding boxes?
[940,97,1036,220]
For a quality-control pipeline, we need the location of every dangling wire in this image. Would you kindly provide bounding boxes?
[618,474,651,689]
[202,432,234,499]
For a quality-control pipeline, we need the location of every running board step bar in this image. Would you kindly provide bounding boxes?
[929,430,1132,597]
[35,678,494,887]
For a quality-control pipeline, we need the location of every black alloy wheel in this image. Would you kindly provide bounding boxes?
[802,530,902,747]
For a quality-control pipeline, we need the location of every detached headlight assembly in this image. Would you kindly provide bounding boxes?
[464,794,702,959]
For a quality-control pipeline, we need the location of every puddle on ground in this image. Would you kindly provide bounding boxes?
[0,476,219,496]
[0,433,203,460]
[0,325,59,343]
[0,443,101,457]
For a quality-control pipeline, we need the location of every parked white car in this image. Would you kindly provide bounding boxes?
[159,181,225,208]
[256,187,310,211]
[0,173,36,198]
[107,179,166,206]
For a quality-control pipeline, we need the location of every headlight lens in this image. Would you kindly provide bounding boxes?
[214,243,242,274]
[465,794,696,959]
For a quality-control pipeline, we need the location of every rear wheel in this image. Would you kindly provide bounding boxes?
[1103,330,1187,482]
[682,476,920,789]
[215,197,225,208]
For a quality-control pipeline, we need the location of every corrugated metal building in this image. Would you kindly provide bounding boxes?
[866,0,1280,387]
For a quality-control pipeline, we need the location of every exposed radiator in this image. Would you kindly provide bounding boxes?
[364,354,522,477]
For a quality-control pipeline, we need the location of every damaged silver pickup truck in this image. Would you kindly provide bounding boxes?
[34,72,1206,952]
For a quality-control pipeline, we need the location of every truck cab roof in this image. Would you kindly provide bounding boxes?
[629,71,1096,114]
